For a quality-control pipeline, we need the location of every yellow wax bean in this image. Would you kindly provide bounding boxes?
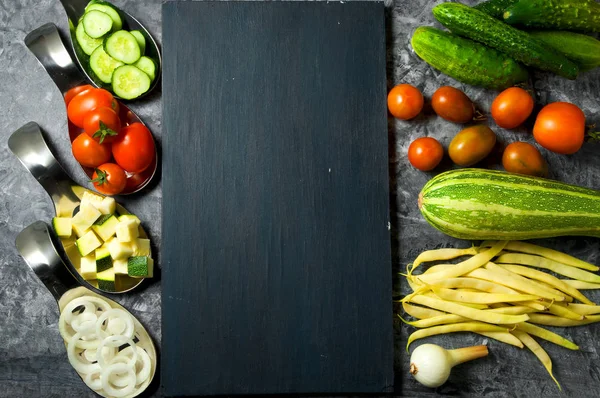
[432,287,540,304]
[527,313,600,327]
[496,253,600,284]
[555,303,600,316]
[423,263,455,275]
[401,313,467,328]
[409,246,478,275]
[485,305,537,315]
[427,277,519,294]
[477,331,524,348]
[517,301,548,312]
[422,291,489,309]
[406,321,508,351]
[544,302,584,320]
[512,330,561,390]
[516,322,579,350]
[402,302,446,319]
[561,279,600,290]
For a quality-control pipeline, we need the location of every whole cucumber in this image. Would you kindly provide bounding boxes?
[474,0,518,19]
[411,26,529,90]
[504,0,600,32]
[432,3,580,79]
[529,30,600,72]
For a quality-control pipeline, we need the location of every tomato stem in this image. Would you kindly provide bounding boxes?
[91,168,108,186]
[93,120,118,144]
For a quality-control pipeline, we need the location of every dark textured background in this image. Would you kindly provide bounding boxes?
[1,0,599,397]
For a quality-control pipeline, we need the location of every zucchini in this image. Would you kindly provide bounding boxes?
[411,27,528,90]
[528,30,600,72]
[432,3,579,80]
[504,0,600,32]
[474,0,518,19]
[419,169,600,240]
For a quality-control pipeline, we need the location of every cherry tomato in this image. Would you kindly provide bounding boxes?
[431,86,474,123]
[92,163,127,195]
[533,102,585,155]
[72,133,112,168]
[502,142,548,177]
[67,88,119,128]
[449,125,496,167]
[407,137,444,171]
[387,84,424,120]
[112,123,155,173]
[491,87,534,129]
[64,85,93,107]
[83,107,122,144]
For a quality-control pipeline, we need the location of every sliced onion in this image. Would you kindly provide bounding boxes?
[59,296,111,345]
[67,332,102,374]
[101,362,136,398]
[72,312,98,332]
[114,346,151,386]
[107,317,127,335]
[96,309,135,340]
[83,369,103,391]
[97,335,137,370]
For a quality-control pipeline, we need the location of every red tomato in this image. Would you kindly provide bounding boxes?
[83,107,122,144]
[72,133,112,168]
[64,85,93,107]
[67,88,119,128]
[112,123,155,173]
[92,163,127,195]
[387,84,424,120]
[533,102,585,155]
[408,137,444,171]
[502,142,548,177]
[431,86,474,123]
[491,87,534,129]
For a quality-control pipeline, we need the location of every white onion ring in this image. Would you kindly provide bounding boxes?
[96,335,137,370]
[83,369,103,391]
[107,317,127,335]
[118,346,151,386]
[67,332,102,374]
[72,312,98,332]
[96,309,135,340]
[101,362,136,398]
[59,296,111,346]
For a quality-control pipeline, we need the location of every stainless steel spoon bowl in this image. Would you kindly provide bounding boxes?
[25,23,158,195]
[60,0,161,100]
[8,121,151,294]
[15,221,157,398]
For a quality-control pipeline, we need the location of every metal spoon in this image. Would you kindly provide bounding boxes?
[15,221,157,397]
[60,0,161,100]
[24,23,158,195]
[8,121,150,293]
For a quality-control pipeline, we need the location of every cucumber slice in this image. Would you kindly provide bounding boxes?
[76,21,103,55]
[82,10,113,38]
[90,46,124,83]
[85,2,123,31]
[134,56,156,81]
[104,30,141,64]
[111,65,151,99]
[130,30,146,54]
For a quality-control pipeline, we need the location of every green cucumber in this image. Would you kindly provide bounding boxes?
[104,30,141,64]
[82,10,113,38]
[111,65,151,99]
[419,169,600,240]
[504,0,600,32]
[75,21,103,56]
[85,1,123,32]
[432,3,579,79]
[474,0,518,19]
[90,46,124,83]
[411,27,528,90]
[528,30,600,72]
[134,56,156,81]
[130,30,146,54]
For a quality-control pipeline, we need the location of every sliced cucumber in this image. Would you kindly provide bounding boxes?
[104,30,141,64]
[134,56,156,81]
[111,65,151,99]
[130,30,146,54]
[85,1,123,31]
[90,46,124,83]
[76,21,103,55]
[82,10,113,38]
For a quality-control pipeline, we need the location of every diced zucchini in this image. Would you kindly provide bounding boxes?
[75,21,103,55]
[90,46,124,83]
[82,10,113,39]
[113,258,128,275]
[111,65,151,99]
[97,268,116,292]
[118,214,140,225]
[81,191,105,209]
[95,246,113,272]
[132,238,151,256]
[92,214,119,241]
[72,203,102,234]
[128,256,153,278]
[80,254,97,280]
[134,56,156,81]
[104,30,141,64]
[52,217,72,238]
[76,230,103,257]
[85,2,123,31]
[116,218,139,242]
[130,30,146,54]
[72,222,90,238]
[106,237,133,260]
[97,196,116,215]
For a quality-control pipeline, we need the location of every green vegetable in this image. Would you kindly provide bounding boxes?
[130,30,146,54]
[111,65,151,100]
[97,268,116,292]
[82,10,113,38]
[92,214,119,242]
[52,217,72,238]
[432,3,579,79]
[411,27,528,90]
[128,256,154,278]
[104,30,141,64]
[504,0,600,32]
[75,21,103,56]
[89,46,124,84]
[85,1,123,31]
[528,30,600,72]
[134,56,156,81]
[474,0,518,19]
[95,246,113,272]
[418,169,600,240]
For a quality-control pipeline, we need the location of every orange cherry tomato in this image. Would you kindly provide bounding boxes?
[72,133,112,168]
[491,87,534,129]
[92,163,127,196]
[502,142,548,177]
[533,102,585,155]
[431,86,474,123]
[64,85,93,107]
[449,125,497,167]
[67,88,119,128]
[387,84,424,120]
[83,107,122,144]
[407,137,444,171]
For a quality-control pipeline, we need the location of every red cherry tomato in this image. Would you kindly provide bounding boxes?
[72,133,112,168]
[387,84,424,120]
[67,88,119,128]
[64,85,93,107]
[408,137,444,171]
[431,86,474,123]
[92,163,127,195]
[533,102,586,155]
[491,87,534,129]
[112,123,155,173]
[83,107,122,144]
[502,142,548,177]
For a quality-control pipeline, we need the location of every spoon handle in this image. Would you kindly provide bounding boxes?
[8,122,81,217]
[15,221,76,303]
[24,23,85,95]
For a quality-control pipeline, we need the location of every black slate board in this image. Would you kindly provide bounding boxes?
[161,1,393,395]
